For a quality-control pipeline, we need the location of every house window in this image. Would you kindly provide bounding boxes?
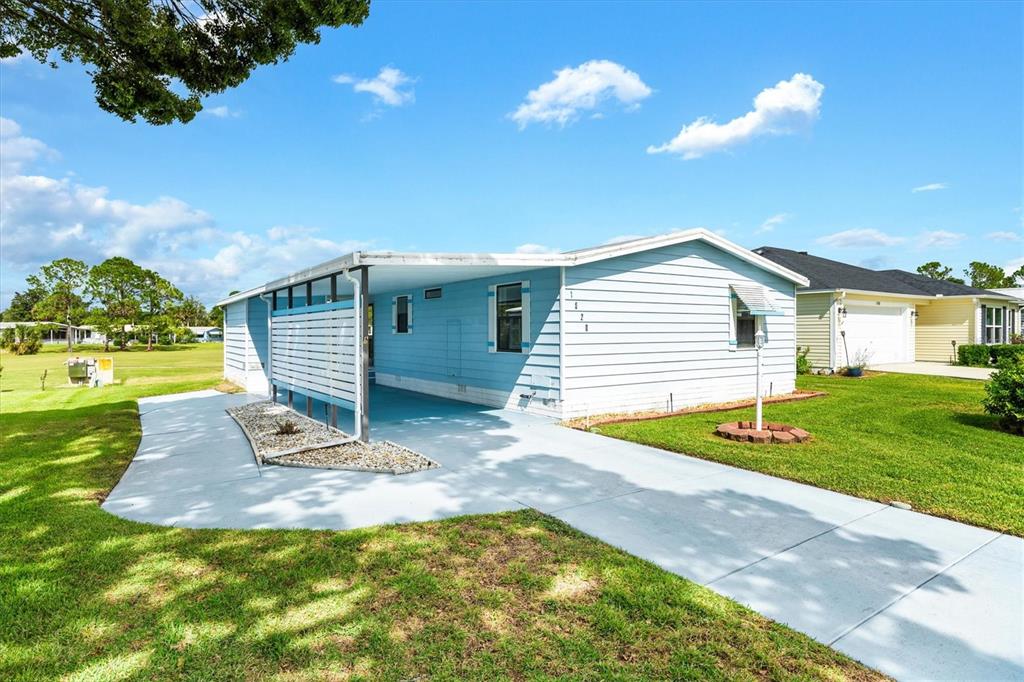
[496,283,523,352]
[424,287,442,300]
[985,306,1004,344]
[394,295,411,334]
[736,309,757,348]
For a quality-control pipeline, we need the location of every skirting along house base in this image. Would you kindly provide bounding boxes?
[216,229,809,440]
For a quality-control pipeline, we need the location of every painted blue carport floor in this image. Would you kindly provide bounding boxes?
[103,387,1023,681]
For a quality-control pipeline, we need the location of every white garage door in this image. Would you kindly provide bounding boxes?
[841,304,912,365]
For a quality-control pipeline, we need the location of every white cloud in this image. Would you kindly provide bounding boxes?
[648,73,824,159]
[205,105,240,118]
[816,228,905,248]
[0,118,372,307]
[0,117,56,174]
[912,182,947,193]
[1004,256,1024,278]
[917,229,966,248]
[514,243,560,254]
[333,67,415,107]
[987,230,1022,242]
[510,60,652,129]
[756,213,789,234]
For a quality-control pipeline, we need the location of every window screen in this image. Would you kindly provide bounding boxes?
[496,283,523,353]
[736,309,756,348]
[396,295,410,334]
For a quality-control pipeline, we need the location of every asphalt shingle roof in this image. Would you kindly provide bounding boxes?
[753,246,1006,298]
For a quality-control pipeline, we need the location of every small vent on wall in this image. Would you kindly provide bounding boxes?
[424,287,442,299]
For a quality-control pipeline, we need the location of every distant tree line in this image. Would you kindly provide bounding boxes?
[916,261,1024,289]
[1,257,223,352]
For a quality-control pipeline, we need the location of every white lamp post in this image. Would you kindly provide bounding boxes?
[754,328,766,431]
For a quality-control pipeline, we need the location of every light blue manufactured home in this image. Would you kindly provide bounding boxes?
[217,229,808,440]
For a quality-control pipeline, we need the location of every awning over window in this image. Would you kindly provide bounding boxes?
[730,284,782,316]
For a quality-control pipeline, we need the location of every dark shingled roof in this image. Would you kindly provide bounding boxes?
[753,247,1008,298]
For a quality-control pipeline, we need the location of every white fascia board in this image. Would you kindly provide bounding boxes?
[262,253,358,291]
[568,228,810,286]
[247,228,809,299]
[830,288,934,302]
[355,251,567,267]
[215,285,267,308]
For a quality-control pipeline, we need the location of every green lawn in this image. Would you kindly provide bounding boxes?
[597,373,1024,536]
[0,345,879,681]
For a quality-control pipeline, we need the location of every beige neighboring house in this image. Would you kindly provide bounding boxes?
[754,247,1020,370]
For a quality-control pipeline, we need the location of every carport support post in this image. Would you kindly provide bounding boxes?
[359,266,370,442]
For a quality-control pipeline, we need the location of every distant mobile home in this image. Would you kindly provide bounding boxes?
[216,229,808,436]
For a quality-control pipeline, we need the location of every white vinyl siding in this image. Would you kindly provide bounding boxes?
[560,240,796,417]
[223,301,248,385]
[795,293,834,370]
[223,297,270,394]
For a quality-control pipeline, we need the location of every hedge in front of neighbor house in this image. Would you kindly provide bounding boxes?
[958,343,1024,367]
[990,344,1024,363]
[958,344,993,366]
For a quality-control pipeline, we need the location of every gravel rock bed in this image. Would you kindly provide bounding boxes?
[226,400,439,475]
[270,439,439,475]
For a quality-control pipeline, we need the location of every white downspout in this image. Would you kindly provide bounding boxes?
[259,293,273,398]
[343,268,364,442]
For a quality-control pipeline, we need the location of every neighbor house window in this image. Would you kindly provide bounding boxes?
[393,295,411,334]
[985,306,1004,344]
[496,284,523,352]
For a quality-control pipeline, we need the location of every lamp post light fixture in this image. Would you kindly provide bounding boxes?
[754,328,766,431]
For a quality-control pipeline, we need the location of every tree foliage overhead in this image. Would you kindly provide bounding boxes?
[964,261,1020,289]
[916,260,1023,289]
[916,261,965,285]
[1,0,371,124]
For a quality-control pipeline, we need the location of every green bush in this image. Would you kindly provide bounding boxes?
[990,344,1024,364]
[796,346,811,375]
[957,344,991,367]
[0,325,42,355]
[983,355,1024,434]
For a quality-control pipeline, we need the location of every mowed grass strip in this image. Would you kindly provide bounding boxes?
[596,372,1024,536]
[0,345,882,680]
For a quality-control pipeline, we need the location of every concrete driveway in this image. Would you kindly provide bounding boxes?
[869,361,995,380]
[104,387,1023,681]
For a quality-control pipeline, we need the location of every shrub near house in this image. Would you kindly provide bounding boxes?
[983,356,1024,435]
[958,343,1024,367]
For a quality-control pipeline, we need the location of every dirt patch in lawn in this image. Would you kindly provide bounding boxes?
[563,389,827,430]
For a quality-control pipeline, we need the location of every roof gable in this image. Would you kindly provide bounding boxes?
[754,246,1014,299]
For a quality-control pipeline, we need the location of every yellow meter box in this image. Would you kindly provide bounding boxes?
[96,357,114,386]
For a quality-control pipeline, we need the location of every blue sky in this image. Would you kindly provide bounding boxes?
[1,1,1021,307]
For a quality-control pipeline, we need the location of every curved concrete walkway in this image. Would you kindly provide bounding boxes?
[103,388,1023,681]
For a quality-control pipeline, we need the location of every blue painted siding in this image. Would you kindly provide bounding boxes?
[247,295,270,374]
[370,267,561,400]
